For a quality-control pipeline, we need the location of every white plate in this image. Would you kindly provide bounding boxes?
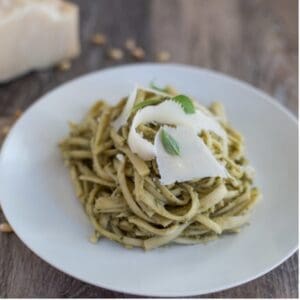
[0,64,298,297]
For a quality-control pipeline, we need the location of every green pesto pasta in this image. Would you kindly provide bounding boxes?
[59,86,261,250]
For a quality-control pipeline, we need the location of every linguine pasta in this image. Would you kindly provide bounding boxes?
[59,85,261,250]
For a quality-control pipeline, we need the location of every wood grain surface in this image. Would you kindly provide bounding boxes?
[0,0,298,298]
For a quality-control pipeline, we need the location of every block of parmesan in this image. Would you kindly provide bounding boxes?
[0,0,80,82]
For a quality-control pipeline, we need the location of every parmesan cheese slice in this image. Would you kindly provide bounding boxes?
[137,85,170,97]
[112,85,170,131]
[0,0,80,82]
[128,100,227,160]
[112,85,138,130]
[155,126,229,185]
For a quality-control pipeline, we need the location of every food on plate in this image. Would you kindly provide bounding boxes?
[59,84,261,250]
[0,0,80,82]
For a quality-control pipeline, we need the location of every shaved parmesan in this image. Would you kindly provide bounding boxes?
[111,85,170,131]
[155,126,229,184]
[137,85,170,97]
[113,85,230,184]
[112,85,138,131]
[128,100,227,160]
[128,100,182,160]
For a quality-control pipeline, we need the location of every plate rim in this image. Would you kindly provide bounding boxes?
[0,63,298,297]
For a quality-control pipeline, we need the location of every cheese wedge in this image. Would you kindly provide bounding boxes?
[0,0,80,82]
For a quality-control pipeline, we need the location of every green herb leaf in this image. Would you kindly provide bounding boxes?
[173,95,195,114]
[150,81,166,92]
[132,98,163,113]
[160,129,180,156]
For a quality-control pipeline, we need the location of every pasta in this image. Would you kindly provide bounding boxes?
[59,85,261,250]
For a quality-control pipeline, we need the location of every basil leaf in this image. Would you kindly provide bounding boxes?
[160,129,180,156]
[132,98,163,113]
[150,81,165,92]
[173,95,195,114]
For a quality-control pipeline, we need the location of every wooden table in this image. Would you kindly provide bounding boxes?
[0,0,298,297]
